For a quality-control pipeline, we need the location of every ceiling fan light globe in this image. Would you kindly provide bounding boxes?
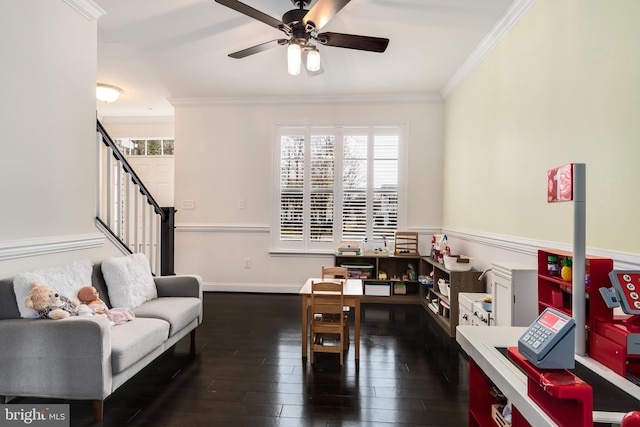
[307,49,321,72]
[287,43,302,75]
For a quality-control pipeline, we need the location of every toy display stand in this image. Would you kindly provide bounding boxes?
[394,231,418,255]
[507,347,592,427]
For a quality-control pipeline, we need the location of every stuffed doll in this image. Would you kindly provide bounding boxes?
[24,282,79,320]
[77,285,135,325]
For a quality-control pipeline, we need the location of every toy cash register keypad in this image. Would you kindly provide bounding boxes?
[522,323,552,349]
[617,273,640,310]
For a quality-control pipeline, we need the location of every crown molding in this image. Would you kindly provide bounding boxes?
[100,116,175,125]
[0,233,105,261]
[169,93,442,107]
[63,0,105,21]
[440,0,537,100]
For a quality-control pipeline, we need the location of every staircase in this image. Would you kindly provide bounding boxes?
[96,121,175,276]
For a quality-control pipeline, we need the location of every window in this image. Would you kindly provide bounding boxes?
[274,126,404,251]
[114,139,174,156]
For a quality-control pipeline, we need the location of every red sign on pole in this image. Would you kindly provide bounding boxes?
[548,164,574,202]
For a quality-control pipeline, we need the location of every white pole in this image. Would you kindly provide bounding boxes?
[572,163,586,356]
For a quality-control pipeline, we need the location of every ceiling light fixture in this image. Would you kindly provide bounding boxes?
[96,83,123,103]
[287,42,301,76]
[306,47,321,72]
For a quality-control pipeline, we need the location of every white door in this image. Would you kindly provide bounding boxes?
[126,156,174,207]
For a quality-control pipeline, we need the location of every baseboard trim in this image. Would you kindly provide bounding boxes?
[203,282,301,294]
[0,233,105,261]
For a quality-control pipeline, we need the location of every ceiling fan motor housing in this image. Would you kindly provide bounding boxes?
[282,8,313,45]
[290,0,310,8]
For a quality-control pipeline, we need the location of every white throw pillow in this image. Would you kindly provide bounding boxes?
[101,253,157,309]
[13,260,93,318]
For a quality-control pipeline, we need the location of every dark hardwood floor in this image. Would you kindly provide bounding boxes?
[16,292,470,426]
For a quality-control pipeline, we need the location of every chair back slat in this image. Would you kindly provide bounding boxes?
[309,279,347,366]
[321,266,349,280]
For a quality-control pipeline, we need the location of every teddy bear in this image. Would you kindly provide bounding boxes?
[24,282,79,320]
[77,285,135,325]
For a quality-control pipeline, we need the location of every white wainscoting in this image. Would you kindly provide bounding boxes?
[0,233,105,261]
[438,227,640,271]
[177,224,640,294]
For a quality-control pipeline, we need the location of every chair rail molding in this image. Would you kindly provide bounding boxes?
[443,227,640,270]
[176,224,270,233]
[0,233,105,261]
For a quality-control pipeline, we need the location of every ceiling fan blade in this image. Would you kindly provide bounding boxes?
[228,39,287,59]
[303,0,351,31]
[317,32,389,53]
[215,0,284,30]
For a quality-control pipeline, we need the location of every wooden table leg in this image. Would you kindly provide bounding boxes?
[355,298,360,360]
[301,294,308,359]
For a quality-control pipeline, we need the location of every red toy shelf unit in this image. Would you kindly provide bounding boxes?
[537,249,613,354]
[468,357,531,427]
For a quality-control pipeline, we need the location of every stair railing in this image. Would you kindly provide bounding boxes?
[96,121,174,276]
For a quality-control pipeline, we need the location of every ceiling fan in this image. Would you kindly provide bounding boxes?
[215,0,390,76]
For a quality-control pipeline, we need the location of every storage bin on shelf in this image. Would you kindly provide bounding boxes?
[437,279,450,298]
[364,281,390,296]
[341,263,374,279]
[443,255,473,272]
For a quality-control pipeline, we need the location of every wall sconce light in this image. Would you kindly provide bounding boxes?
[96,83,123,103]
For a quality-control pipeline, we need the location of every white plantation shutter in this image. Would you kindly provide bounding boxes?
[310,135,335,242]
[279,135,304,241]
[373,135,398,240]
[342,135,367,240]
[276,126,401,250]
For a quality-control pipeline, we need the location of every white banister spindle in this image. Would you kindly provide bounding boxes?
[141,200,147,258]
[116,161,123,236]
[134,190,139,254]
[124,174,131,246]
[106,147,113,227]
[155,214,162,276]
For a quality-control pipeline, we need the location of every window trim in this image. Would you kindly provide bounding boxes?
[271,124,407,252]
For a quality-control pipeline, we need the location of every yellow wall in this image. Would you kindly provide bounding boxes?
[444,0,640,253]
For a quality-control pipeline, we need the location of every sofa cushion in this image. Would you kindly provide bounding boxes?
[13,260,93,318]
[101,253,157,309]
[110,317,169,373]
[133,297,201,336]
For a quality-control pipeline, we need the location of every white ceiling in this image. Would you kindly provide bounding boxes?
[95,0,515,118]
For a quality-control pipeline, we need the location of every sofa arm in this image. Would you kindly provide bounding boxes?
[0,316,113,400]
[154,275,202,299]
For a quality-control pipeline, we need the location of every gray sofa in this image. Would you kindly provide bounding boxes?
[0,263,203,422]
